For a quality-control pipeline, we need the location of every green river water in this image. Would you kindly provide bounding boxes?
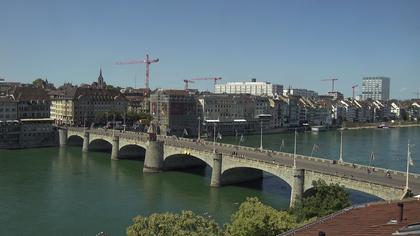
[0,127,419,235]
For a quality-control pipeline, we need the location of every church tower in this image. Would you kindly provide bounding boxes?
[97,68,106,89]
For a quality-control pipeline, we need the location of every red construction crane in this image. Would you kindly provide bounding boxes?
[116,54,159,89]
[183,79,194,91]
[352,84,359,99]
[321,78,338,92]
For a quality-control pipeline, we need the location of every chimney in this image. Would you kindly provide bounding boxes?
[398,203,404,222]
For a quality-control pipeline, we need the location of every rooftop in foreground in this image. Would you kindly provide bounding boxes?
[281,198,420,236]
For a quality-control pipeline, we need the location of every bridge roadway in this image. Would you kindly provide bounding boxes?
[61,127,420,206]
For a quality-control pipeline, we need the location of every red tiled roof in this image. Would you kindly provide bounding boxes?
[283,199,420,236]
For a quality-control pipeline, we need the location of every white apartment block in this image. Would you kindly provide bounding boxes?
[283,88,318,99]
[362,77,390,101]
[214,79,283,97]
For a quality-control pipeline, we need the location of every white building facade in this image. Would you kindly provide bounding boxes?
[283,88,318,99]
[215,80,283,97]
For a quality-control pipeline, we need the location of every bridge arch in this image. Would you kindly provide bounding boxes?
[119,138,148,151]
[302,184,383,201]
[163,154,209,171]
[221,159,295,187]
[67,135,84,146]
[303,172,404,201]
[221,167,264,186]
[163,145,214,169]
[88,138,112,152]
[221,166,293,189]
[118,144,146,160]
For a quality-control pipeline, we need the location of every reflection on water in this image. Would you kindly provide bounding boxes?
[0,147,295,235]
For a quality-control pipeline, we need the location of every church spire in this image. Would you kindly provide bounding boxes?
[97,68,105,89]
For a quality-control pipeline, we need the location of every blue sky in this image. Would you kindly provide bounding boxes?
[1,0,419,99]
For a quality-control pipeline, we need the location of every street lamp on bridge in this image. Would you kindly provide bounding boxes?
[257,114,272,151]
[339,130,344,163]
[294,128,297,169]
[233,119,246,144]
[205,119,220,153]
[197,116,201,141]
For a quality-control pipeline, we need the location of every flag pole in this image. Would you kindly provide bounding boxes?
[368,151,374,168]
[405,139,410,191]
[311,144,315,157]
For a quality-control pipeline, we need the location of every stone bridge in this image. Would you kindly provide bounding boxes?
[60,127,420,207]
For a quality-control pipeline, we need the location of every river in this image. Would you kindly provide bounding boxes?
[0,127,418,235]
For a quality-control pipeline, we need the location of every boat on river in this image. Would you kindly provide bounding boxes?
[377,123,390,129]
[311,125,327,132]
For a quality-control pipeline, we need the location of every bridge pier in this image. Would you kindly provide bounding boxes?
[290,168,305,208]
[111,136,119,160]
[143,140,164,172]
[210,153,222,187]
[82,131,89,152]
[58,128,68,147]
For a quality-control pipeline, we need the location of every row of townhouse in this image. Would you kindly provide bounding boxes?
[149,90,334,137]
[0,87,56,148]
[332,99,420,124]
[2,73,419,141]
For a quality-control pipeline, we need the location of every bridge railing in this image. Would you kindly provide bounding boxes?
[219,151,405,190]
[64,127,420,179]
[158,135,420,179]
[201,137,420,179]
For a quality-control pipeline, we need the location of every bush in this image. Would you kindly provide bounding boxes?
[290,179,350,222]
[126,210,222,236]
[224,197,297,236]
[127,181,350,235]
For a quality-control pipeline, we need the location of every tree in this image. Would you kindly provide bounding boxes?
[224,197,297,236]
[125,111,153,127]
[290,180,350,222]
[32,78,45,88]
[94,112,108,125]
[106,84,123,92]
[126,210,222,236]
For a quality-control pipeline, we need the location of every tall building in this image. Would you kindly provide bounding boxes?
[214,79,283,97]
[1,88,55,148]
[123,88,151,114]
[149,89,198,136]
[198,94,279,135]
[9,87,51,119]
[362,77,390,101]
[50,87,127,126]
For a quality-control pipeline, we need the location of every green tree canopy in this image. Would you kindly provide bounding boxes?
[290,179,350,222]
[126,210,222,236]
[32,78,45,87]
[224,197,297,236]
[126,182,351,236]
[126,111,153,125]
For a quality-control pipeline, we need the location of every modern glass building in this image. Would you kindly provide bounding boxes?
[361,77,390,101]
